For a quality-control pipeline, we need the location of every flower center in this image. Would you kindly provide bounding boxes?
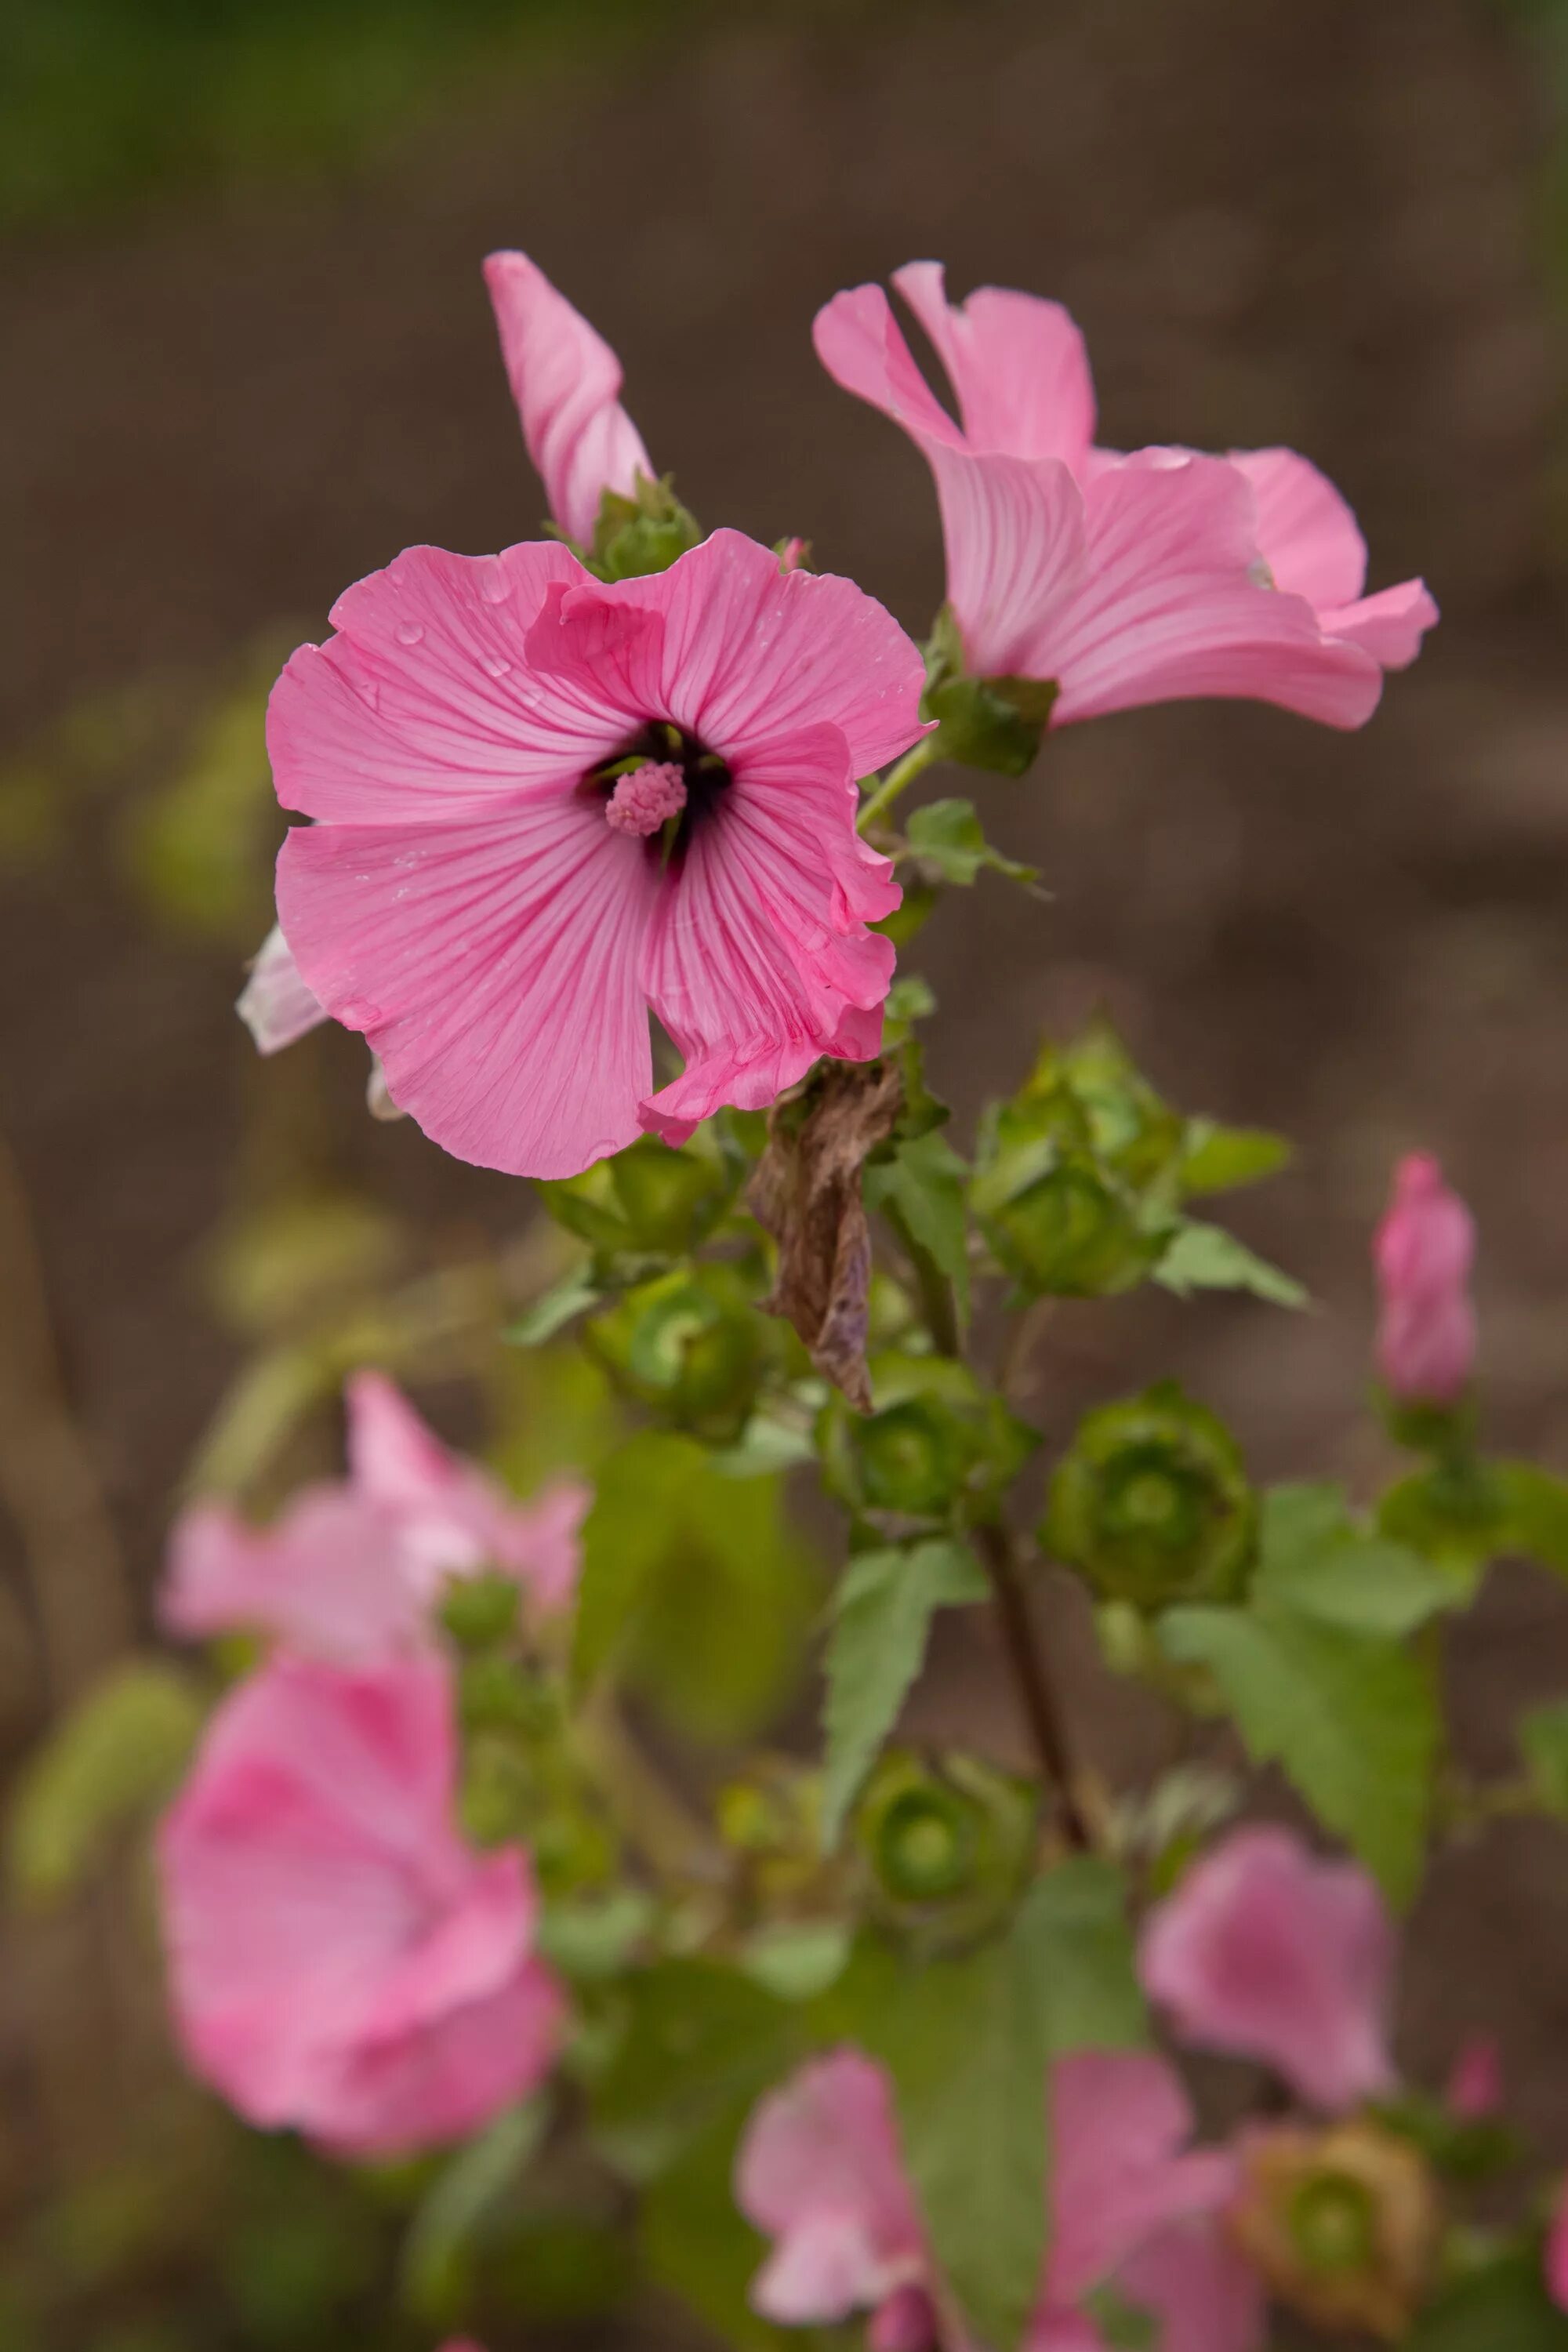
[587,722,732,857]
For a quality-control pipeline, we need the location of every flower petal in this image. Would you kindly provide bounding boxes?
[1117,2216,1268,2352]
[640,726,897,1145]
[238,924,328,1053]
[812,281,967,449]
[267,540,619,826]
[924,443,1088,678]
[160,1489,425,1663]
[892,261,1096,467]
[1229,447,1369,608]
[1322,579,1440,670]
[1050,2050,1239,2303]
[483,250,653,546]
[277,793,659,1180]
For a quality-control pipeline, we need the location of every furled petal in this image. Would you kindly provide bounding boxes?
[483,250,653,547]
[640,726,897,1145]
[160,1489,426,1662]
[1048,2050,1240,2304]
[1374,1153,1476,1406]
[891,262,1096,468]
[813,281,968,451]
[1548,2182,1568,2312]
[267,540,617,826]
[277,793,660,1179]
[1320,579,1439,670]
[1022,450,1384,728]
[1229,448,1369,608]
[737,2049,926,2325]
[1140,1825,1397,2112]
[238,924,328,1053]
[1117,2216,1268,2352]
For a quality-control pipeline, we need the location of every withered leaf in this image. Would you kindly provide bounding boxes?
[749,1059,903,1413]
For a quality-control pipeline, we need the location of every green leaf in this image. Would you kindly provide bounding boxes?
[1178,1120,1292,1196]
[826,1861,1143,2350]
[1495,1462,1568,1577]
[1406,2253,1568,2350]
[506,1266,602,1347]
[575,1432,818,1742]
[592,1959,800,2180]
[738,1919,853,2002]
[1154,1219,1307,1308]
[1519,1699,1568,1813]
[537,1887,656,1982]
[904,798,1038,887]
[866,1127,972,1325]
[8,1659,205,1907]
[641,2099,790,2352]
[399,2102,547,2321]
[820,1540,989,1846]
[1158,1601,1439,1904]
[1255,1483,1468,1635]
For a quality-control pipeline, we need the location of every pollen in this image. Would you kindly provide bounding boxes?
[604,760,689,837]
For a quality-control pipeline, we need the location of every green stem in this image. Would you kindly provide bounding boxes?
[857,732,943,835]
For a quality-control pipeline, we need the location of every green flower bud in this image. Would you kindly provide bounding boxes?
[439,1571,522,1652]
[586,1267,763,1441]
[458,1652,546,1735]
[590,474,702,582]
[1290,2172,1378,2275]
[988,1157,1156,1295]
[856,1753,1036,1948]
[853,1396,978,1517]
[1045,1383,1255,1609]
[608,1134,732,1256]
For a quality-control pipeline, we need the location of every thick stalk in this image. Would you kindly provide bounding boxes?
[856,732,943,835]
[973,1519,1091,1850]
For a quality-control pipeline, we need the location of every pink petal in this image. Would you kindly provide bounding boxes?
[868,2285,938,2352]
[1548,2183,1568,2313]
[812,281,968,451]
[267,540,616,826]
[1374,1153,1476,1406]
[483,250,654,547]
[1049,2050,1240,2304]
[752,2214,891,2326]
[237,924,328,1054]
[1027,450,1385,729]
[276,793,659,1180]
[1321,579,1440,670]
[160,1489,426,1663]
[1445,2034,1502,2122]
[923,443,1088,679]
[347,1369,464,1516]
[1229,447,1369,608]
[1117,2216,1268,2352]
[1140,1825,1397,2113]
[891,261,1096,469]
[640,726,897,1145]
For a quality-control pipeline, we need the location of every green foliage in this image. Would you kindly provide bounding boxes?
[902,798,1038,887]
[575,1431,818,1741]
[818,1355,1038,1527]
[1160,1597,1439,1905]
[1519,1698,1568,1812]
[820,1539,989,1844]
[9,1659,205,1907]
[823,1861,1144,2350]
[585,1265,768,1442]
[122,659,279,942]
[920,608,1059,775]
[1046,1383,1256,1610]
[1178,1120,1293,1195]
[586,475,704,582]
[1152,1218,1306,1308]
[399,2102,548,2322]
[1379,1457,1568,1587]
[1254,1483,1468,1635]
[1405,2252,1568,2350]
[537,1125,744,1264]
[855,1752,1038,1950]
[592,1959,801,2181]
[865,1126,972,1327]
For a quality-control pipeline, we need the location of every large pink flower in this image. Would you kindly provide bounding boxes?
[162,1370,585,1662]
[483,249,653,547]
[737,2047,1260,2352]
[1373,1153,1477,1406]
[267,528,924,1177]
[157,1652,564,2154]
[1139,1826,1397,2113]
[814,263,1436,729]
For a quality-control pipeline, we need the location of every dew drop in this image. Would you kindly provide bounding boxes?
[483,655,513,680]
[358,680,381,712]
[336,996,383,1031]
[477,556,511,604]
[395,621,425,648]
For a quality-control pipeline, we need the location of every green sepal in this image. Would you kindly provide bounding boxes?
[535,1127,740,1261]
[1045,1382,1256,1610]
[919,606,1058,776]
[818,1353,1039,1527]
[586,474,702,582]
[583,1263,768,1443]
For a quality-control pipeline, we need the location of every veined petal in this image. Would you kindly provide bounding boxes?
[924,442,1087,679]
[161,1490,426,1663]
[639,726,896,1145]
[277,793,659,1180]
[238,924,328,1054]
[812,281,967,449]
[267,541,621,826]
[483,250,653,546]
[608,530,930,778]
[1322,579,1439,670]
[892,261,1096,467]
[1029,451,1384,728]
[1230,446,1369,608]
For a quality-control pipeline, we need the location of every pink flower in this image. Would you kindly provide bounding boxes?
[1547,2182,1568,2312]
[157,1652,564,2154]
[736,2049,933,2342]
[1373,1153,1477,1406]
[1444,2034,1501,2122]
[237,923,327,1054]
[483,249,653,547]
[737,2048,1261,2352]
[161,1371,586,1661]
[813,263,1436,730]
[1140,1826,1396,2113]
[267,528,924,1178]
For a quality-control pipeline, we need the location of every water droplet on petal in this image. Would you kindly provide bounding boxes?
[358,680,381,712]
[483,655,513,680]
[477,557,511,604]
[395,621,425,648]
[336,996,383,1031]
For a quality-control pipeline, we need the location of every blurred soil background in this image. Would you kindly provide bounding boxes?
[4,0,1568,2339]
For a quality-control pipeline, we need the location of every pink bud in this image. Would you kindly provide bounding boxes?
[1548,2182,1568,2313]
[1444,2034,1501,2122]
[1373,1153,1476,1406]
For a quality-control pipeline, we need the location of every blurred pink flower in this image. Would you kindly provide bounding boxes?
[158,1652,564,2155]
[1444,2034,1502,2122]
[484,249,653,547]
[237,922,328,1054]
[1548,2182,1568,2312]
[161,1370,585,1661]
[737,2046,1260,2352]
[1373,1153,1477,1406]
[814,263,1436,730]
[1140,1826,1396,2113]
[267,529,924,1177]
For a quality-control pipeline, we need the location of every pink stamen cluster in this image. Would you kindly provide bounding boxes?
[604,760,688,837]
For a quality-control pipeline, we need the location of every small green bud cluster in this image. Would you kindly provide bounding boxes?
[1046,1382,1255,1610]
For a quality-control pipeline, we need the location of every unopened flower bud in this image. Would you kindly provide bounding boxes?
[1230,2119,1439,2342]
[1374,1154,1476,1407]
[586,1268,763,1439]
[855,1753,1035,1947]
[1045,1384,1254,1610]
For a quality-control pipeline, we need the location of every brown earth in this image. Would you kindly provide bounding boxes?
[4,0,1568,2241]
